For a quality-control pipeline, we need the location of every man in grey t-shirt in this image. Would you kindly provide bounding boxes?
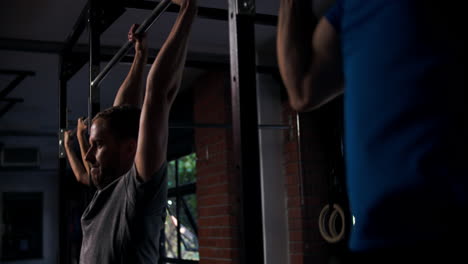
[80,162,168,262]
[64,0,198,262]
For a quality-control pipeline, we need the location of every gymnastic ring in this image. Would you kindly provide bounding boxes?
[328,205,346,241]
[318,203,346,243]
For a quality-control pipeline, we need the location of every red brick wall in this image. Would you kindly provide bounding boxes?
[192,70,347,263]
[193,71,241,264]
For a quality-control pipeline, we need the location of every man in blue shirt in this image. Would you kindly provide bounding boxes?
[277,0,467,262]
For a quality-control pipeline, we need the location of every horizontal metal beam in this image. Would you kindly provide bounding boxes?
[124,0,277,26]
[0,38,229,71]
[111,53,279,74]
[0,70,35,102]
[0,69,35,76]
[0,74,29,99]
[0,75,27,100]
[0,101,18,118]
[168,183,196,197]
[0,38,64,54]
[0,168,57,172]
[0,98,24,103]
[168,123,290,129]
[160,258,198,264]
[66,121,289,130]
[0,37,230,78]
[0,130,56,137]
[0,38,279,75]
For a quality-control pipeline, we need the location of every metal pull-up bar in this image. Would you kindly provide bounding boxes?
[90,0,172,88]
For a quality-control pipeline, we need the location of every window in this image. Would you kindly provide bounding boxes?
[161,153,199,264]
[1,192,43,260]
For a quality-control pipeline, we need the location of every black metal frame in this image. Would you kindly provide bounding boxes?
[228,1,264,263]
[57,0,277,263]
[0,70,35,98]
[88,0,102,123]
[0,98,23,118]
[175,159,182,259]
[91,0,172,89]
[0,69,34,118]
[124,0,277,26]
[0,38,280,78]
[0,130,56,137]
[160,259,198,264]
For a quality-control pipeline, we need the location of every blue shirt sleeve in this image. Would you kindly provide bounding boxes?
[324,0,343,33]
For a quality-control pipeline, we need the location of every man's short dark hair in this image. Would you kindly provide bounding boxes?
[93,104,141,140]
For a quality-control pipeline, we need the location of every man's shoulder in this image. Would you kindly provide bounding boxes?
[129,162,169,185]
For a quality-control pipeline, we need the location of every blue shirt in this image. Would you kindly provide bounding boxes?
[325,0,467,251]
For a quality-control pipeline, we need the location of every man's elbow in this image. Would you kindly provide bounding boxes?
[77,174,90,186]
[290,86,344,112]
[289,97,319,112]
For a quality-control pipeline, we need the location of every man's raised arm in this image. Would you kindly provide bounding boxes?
[76,26,148,179]
[76,117,91,176]
[64,130,90,185]
[277,0,343,112]
[135,0,197,181]
[113,24,149,107]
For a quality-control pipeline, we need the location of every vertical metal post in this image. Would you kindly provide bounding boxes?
[228,0,264,263]
[88,0,101,123]
[296,113,305,205]
[58,55,68,264]
[175,160,182,259]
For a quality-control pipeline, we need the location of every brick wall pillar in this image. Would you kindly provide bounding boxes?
[193,71,241,264]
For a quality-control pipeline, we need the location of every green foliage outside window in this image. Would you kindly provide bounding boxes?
[168,153,197,187]
[165,153,198,261]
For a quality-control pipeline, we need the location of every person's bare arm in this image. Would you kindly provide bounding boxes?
[277,0,343,112]
[113,24,149,107]
[135,0,197,181]
[64,130,90,185]
[76,117,90,175]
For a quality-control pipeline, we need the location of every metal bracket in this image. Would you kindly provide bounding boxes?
[58,129,66,159]
[238,0,255,15]
[229,0,255,16]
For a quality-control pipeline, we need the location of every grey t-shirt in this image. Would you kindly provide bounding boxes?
[80,163,168,263]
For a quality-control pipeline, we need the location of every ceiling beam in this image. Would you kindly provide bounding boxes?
[0,69,35,76]
[124,0,277,26]
[0,98,24,103]
[0,130,56,138]
[0,100,21,118]
[0,38,278,76]
[0,38,63,54]
[0,74,31,99]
